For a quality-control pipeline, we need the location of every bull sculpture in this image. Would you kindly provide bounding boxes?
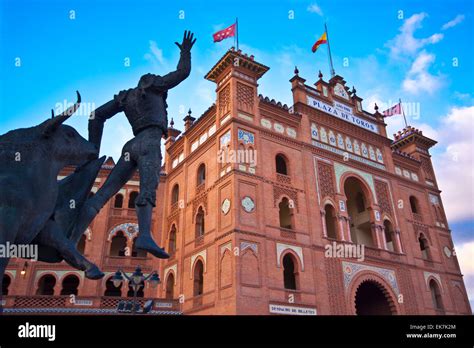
[0,92,105,311]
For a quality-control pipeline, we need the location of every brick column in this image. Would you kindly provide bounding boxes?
[320,209,327,238]
[380,226,388,250]
[53,281,61,296]
[344,216,352,243]
[394,229,403,253]
[370,223,382,249]
[337,215,346,241]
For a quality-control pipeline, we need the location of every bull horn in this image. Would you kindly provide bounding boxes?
[41,91,81,137]
[51,109,55,119]
[57,91,81,118]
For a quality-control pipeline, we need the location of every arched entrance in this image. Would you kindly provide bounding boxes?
[60,274,80,295]
[104,276,122,297]
[36,274,56,295]
[344,177,374,246]
[355,280,395,315]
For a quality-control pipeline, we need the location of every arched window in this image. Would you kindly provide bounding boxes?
[110,231,127,257]
[127,283,144,297]
[197,164,206,186]
[2,274,11,295]
[195,207,205,238]
[344,177,374,247]
[324,204,337,239]
[279,197,292,229]
[193,260,204,296]
[429,280,444,311]
[165,274,175,300]
[36,274,56,295]
[171,184,179,205]
[283,253,298,290]
[128,191,139,208]
[104,276,122,297]
[383,220,394,252]
[114,194,124,208]
[275,154,288,175]
[169,225,177,254]
[419,234,430,260]
[409,196,419,214]
[60,275,80,296]
[132,237,147,258]
[77,234,86,255]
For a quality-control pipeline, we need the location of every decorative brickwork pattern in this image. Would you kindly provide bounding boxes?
[237,82,254,113]
[192,193,208,221]
[420,157,435,180]
[318,162,335,199]
[276,173,291,185]
[218,84,231,116]
[14,296,66,308]
[324,258,347,314]
[273,185,298,211]
[375,180,393,216]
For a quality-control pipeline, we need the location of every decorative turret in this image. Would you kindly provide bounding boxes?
[391,125,438,185]
[313,70,330,98]
[205,47,269,125]
[183,109,195,131]
[165,118,181,144]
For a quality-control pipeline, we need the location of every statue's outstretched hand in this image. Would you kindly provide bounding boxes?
[175,30,196,52]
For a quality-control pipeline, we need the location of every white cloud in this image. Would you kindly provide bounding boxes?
[455,240,474,310]
[442,14,465,30]
[402,50,442,94]
[457,240,474,274]
[386,13,443,59]
[385,106,473,234]
[307,3,323,16]
[432,106,474,222]
[144,40,165,65]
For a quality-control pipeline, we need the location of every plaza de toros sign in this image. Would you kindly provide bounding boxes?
[307,95,379,134]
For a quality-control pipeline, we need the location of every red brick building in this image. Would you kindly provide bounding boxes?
[2,48,471,315]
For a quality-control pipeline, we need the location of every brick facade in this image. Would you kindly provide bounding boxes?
[3,48,471,315]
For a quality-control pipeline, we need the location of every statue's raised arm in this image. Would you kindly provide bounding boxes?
[153,30,196,90]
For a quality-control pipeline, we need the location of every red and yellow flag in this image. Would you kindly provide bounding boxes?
[311,32,327,53]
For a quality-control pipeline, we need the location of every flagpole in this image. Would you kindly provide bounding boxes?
[325,22,336,78]
[236,17,239,50]
[400,98,408,127]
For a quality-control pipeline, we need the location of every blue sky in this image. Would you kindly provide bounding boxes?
[1,0,473,310]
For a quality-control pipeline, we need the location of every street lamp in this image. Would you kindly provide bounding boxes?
[112,266,160,314]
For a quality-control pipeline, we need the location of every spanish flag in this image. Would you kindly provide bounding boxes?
[312,32,327,53]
